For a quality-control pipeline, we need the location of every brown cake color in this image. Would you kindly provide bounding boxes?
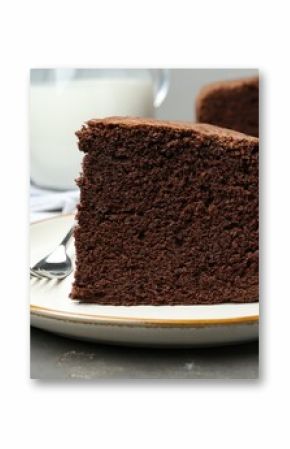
[196,77,259,137]
[70,117,259,305]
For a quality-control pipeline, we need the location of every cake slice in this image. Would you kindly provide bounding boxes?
[70,117,258,305]
[196,77,259,137]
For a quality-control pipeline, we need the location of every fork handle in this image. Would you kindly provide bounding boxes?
[60,226,74,248]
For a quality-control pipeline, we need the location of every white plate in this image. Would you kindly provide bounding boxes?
[30,215,259,347]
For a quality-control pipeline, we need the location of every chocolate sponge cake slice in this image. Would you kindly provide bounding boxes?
[70,117,258,305]
[196,77,259,137]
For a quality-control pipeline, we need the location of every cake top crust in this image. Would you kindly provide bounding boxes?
[83,116,258,144]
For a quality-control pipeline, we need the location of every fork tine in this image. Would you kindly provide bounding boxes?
[30,269,49,279]
[30,269,42,278]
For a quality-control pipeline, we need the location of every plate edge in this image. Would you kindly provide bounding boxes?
[30,304,259,328]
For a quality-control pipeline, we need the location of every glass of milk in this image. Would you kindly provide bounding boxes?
[30,69,170,190]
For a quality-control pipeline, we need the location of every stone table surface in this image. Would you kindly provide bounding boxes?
[30,327,259,380]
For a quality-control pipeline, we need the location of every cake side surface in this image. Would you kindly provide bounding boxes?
[71,117,259,305]
[196,76,259,137]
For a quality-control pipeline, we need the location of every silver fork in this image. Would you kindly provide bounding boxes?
[30,226,74,280]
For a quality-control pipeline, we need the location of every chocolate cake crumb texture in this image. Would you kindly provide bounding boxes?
[70,117,259,305]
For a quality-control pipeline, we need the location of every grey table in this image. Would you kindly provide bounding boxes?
[30,328,258,379]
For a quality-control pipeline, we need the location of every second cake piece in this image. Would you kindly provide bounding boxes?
[196,77,259,137]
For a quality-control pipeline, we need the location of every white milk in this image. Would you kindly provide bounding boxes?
[30,77,154,189]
